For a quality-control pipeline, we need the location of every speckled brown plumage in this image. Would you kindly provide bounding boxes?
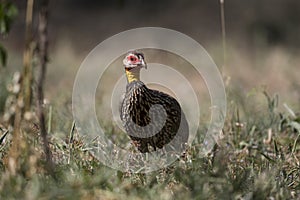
[120,80,188,153]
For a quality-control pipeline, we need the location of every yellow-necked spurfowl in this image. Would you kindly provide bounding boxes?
[120,51,189,153]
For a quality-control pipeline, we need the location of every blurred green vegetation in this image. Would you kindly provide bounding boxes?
[0,1,17,67]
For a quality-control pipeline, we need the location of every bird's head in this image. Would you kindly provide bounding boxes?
[123,51,147,71]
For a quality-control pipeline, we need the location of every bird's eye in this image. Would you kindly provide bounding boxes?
[128,56,137,62]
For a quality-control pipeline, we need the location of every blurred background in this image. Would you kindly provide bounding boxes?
[1,0,300,113]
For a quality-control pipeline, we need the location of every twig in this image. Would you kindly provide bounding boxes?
[68,121,76,165]
[0,130,9,145]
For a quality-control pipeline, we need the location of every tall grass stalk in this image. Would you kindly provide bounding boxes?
[219,0,226,76]
[36,0,54,175]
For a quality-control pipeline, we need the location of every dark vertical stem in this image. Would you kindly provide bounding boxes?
[220,0,226,76]
[36,0,54,175]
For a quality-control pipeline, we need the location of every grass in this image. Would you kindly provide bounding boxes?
[0,82,300,199]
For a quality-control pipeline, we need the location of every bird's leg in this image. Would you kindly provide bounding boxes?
[138,143,149,153]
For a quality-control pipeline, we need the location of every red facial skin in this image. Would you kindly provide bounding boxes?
[127,55,139,64]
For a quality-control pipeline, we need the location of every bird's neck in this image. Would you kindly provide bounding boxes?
[125,68,141,83]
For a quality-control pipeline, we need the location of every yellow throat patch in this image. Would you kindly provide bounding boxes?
[125,68,141,83]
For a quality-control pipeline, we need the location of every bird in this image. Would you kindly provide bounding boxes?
[120,51,189,153]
